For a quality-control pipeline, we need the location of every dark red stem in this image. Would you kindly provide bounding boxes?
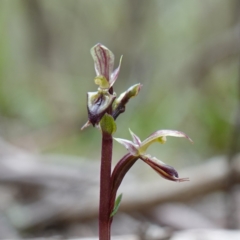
[99,131,112,240]
[110,153,138,216]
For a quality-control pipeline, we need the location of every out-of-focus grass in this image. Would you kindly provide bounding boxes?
[0,0,238,163]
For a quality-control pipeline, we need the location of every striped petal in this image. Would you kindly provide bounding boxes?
[91,43,114,82]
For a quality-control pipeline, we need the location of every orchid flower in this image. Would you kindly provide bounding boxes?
[114,129,193,182]
[91,43,122,90]
[82,44,141,129]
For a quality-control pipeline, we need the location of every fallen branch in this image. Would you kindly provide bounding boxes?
[6,154,240,230]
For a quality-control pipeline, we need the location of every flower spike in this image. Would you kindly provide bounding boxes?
[82,43,192,240]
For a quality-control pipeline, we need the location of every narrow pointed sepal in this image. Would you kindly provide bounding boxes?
[81,120,91,131]
[110,55,123,87]
[129,128,141,146]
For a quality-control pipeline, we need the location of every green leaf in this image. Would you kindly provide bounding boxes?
[100,113,117,134]
[110,193,123,217]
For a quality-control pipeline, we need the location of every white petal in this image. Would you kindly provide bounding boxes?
[114,138,139,156]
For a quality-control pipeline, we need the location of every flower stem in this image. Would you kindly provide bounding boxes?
[110,153,138,214]
[99,131,113,240]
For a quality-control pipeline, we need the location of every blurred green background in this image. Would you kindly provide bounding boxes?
[0,0,239,165]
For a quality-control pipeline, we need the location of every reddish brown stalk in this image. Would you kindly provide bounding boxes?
[110,153,138,216]
[99,131,112,240]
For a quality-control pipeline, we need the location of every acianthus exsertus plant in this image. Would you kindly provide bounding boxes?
[81,43,192,240]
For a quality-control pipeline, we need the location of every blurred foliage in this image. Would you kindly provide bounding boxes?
[0,0,239,164]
